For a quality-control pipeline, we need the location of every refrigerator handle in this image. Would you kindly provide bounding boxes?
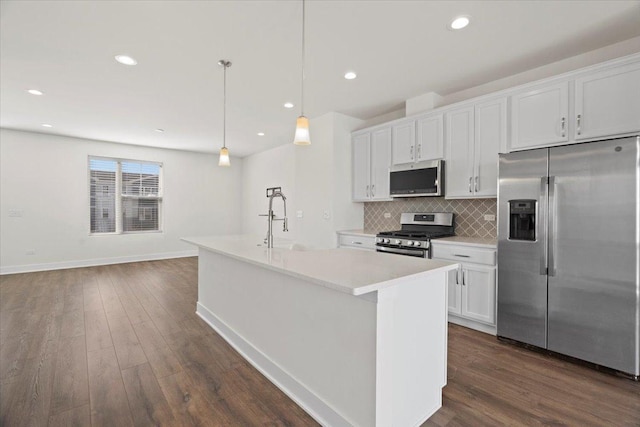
[548,176,557,277]
[540,177,548,275]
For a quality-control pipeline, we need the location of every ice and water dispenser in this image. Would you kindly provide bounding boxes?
[508,200,536,241]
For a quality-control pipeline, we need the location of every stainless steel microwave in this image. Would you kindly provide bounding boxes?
[390,160,444,197]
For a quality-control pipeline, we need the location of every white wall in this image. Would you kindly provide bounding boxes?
[241,112,364,249]
[0,129,243,273]
[241,143,296,243]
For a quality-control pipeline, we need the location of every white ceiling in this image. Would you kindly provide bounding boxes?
[2,0,640,157]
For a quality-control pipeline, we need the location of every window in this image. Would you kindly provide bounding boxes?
[89,157,163,234]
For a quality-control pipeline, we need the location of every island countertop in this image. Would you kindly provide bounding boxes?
[182,235,457,296]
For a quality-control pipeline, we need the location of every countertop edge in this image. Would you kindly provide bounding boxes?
[182,237,457,296]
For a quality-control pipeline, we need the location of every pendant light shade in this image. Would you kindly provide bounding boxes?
[293,116,311,145]
[218,147,230,166]
[293,0,311,145]
[218,59,232,167]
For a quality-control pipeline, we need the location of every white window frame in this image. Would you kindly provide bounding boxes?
[88,156,163,235]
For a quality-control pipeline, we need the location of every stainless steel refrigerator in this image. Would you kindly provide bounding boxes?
[497,135,639,377]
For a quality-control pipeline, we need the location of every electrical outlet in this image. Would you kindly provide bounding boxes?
[8,209,23,217]
[296,210,303,218]
[484,214,496,221]
[323,210,331,220]
[26,249,36,255]
[383,212,391,219]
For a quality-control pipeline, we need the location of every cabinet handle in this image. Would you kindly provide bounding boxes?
[474,176,478,192]
[351,241,362,245]
[410,146,414,160]
[371,184,375,197]
[455,269,459,285]
[453,254,470,258]
[417,144,421,160]
[561,117,566,137]
[468,177,472,193]
[577,114,581,135]
[462,269,466,286]
[366,185,370,197]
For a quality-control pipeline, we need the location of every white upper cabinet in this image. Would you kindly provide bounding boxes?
[417,114,444,161]
[370,128,392,200]
[510,82,569,151]
[574,62,640,141]
[352,133,371,202]
[391,121,416,165]
[445,106,475,198]
[446,98,506,198]
[352,128,391,202]
[474,98,506,197]
[392,113,444,166]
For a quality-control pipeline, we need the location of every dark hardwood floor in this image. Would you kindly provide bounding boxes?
[1,258,638,426]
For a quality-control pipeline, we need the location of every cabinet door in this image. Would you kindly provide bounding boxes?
[474,98,506,197]
[461,265,496,325]
[370,128,392,200]
[352,133,371,201]
[575,62,640,141]
[417,114,444,161]
[510,82,569,150]
[391,121,415,165]
[447,267,462,316]
[445,106,475,198]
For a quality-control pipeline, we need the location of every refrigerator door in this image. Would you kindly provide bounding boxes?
[547,136,639,375]
[498,149,549,347]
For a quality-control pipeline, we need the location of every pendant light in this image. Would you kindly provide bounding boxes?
[218,59,232,166]
[293,0,311,145]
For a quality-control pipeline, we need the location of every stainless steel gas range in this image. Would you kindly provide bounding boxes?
[375,212,455,259]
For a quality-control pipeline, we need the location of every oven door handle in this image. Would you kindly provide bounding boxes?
[376,246,426,257]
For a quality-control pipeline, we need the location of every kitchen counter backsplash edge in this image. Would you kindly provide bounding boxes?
[363,198,497,239]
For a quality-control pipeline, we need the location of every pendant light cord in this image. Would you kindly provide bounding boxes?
[301,0,305,117]
[223,61,227,149]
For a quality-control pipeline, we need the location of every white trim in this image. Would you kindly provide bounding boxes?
[448,315,497,335]
[196,302,352,427]
[0,250,197,275]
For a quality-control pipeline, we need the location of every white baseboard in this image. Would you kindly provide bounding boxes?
[196,302,351,427]
[0,250,198,275]
[448,315,497,335]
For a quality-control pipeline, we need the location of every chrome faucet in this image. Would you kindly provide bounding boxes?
[260,189,288,248]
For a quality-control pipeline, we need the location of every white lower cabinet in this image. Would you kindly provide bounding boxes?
[433,242,497,334]
[337,231,376,251]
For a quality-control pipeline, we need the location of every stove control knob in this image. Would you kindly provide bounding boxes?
[376,238,382,243]
[394,239,401,245]
[383,238,391,244]
[407,240,415,246]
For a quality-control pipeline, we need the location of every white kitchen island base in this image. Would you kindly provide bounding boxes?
[185,236,456,427]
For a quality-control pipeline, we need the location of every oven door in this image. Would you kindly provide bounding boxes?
[376,245,427,258]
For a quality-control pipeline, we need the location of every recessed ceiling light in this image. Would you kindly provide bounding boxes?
[257,132,265,136]
[115,55,137,66]
[450,16,470,30]
[344,71,357,80]
[41,123,53,128]
[284,102,294,109]
[155,128,165,133]
[27,89,44,95]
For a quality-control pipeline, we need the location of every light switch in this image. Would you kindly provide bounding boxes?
[8,209,23,217]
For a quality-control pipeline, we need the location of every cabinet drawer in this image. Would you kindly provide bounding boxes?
[432,244,495,266]
[338,234,376,250]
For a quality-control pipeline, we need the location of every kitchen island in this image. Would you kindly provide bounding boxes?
[182,235,457,427]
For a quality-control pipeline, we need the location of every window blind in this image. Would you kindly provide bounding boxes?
[89,158,117,233]
[89,157,162,234]
[121,161,162,233]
